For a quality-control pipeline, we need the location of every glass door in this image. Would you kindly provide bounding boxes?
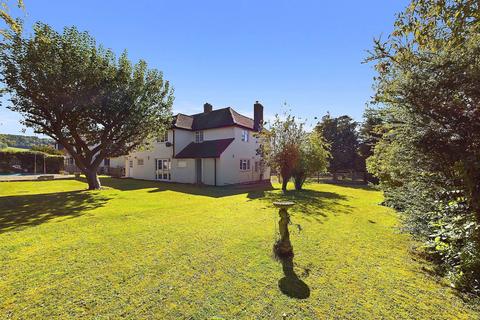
[155,159,171,180]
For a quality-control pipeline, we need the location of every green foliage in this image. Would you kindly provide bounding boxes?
[31,144,63,155]
[0,136,6,149]
[0,133,54,149]
[315,114,362,177]
[0,22,173,189]
[257,111,304,191]
[367,0,480,293]
[293,132,330,190]
[0,178,477,318]
[0,0,24,38]
[257,110,329,191]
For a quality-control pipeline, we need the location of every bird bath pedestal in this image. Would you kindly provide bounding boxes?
[273,201,295,258]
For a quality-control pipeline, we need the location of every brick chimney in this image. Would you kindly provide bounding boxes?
[253,101,264,131]
[204,102,213,113]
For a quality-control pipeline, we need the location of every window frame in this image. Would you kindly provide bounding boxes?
[158,131,169,143]
[137,158,144,166]
[240,159,251,171]
[195,130,204,143]
[241,129,249,142]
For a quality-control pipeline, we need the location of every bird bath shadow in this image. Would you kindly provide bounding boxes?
[277,255,310,299]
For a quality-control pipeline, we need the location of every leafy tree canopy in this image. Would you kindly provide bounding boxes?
[0,23,174,189]
[257,109,329,192]
[367,0,480,293]
[315,113,360,178]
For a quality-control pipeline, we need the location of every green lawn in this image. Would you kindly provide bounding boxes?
[0,178,477,319]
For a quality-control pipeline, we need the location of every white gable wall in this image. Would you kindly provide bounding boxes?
[216,127,267,185]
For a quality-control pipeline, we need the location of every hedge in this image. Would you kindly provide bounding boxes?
[0,149,64,174]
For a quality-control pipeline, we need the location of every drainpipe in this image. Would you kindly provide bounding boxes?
[172,129,175,158]
[214,158,217,186]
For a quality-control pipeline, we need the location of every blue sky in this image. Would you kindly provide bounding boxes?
[0,0,408,135]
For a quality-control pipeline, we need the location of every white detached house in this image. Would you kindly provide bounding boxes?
[125,101,270,186]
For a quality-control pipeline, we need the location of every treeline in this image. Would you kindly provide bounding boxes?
[364,0,480,294]
[0,134,54,149]
[315,113,374,182]
[258,110,374,193]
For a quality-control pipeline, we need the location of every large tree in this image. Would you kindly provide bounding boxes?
[257,112,303,192]
[358,107,384,183]
[367,0,480,292]
[315,114,359,180]
[257,111,329,192]
[292,132,329,190]
[0,23,173,189]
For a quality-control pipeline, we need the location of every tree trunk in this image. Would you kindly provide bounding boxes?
[294,173,306,191]
[85,168,101,190]
[281,175,289,192]
[332,171,337,181]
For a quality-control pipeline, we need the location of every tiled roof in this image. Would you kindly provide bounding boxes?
[175,138,235,159]
[173,107,254,131]
[174,113,194,130]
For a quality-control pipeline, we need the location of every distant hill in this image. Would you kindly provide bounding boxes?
[0,134,54,149]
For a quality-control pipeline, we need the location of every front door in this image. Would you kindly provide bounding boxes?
[155,159,171,180]
[195,158,202,184]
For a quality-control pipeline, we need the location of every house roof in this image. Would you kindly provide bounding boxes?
[175,138,235,159]
[173,107,254,131]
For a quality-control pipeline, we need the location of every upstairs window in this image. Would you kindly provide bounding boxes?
[158,131,169,143]
[240,159,250,171]
[241,130,249,142]
[195,130,204,143]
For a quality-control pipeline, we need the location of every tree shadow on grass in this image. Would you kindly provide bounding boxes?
[0,190,110,233]
[97,177,274,199]
[259,189,353,219]
[317,179,377,192]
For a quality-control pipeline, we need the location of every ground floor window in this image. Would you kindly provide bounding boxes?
[240,159,250,171]
[177,160,187,168]
[156,158,171,180]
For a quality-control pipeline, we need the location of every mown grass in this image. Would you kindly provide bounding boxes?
[0,178,478,319]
